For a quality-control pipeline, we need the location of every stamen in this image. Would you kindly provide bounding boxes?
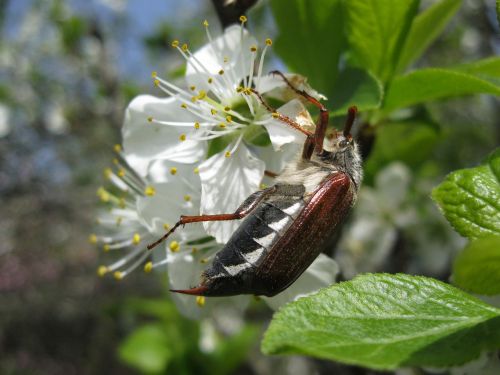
[194,122,200,129]
[239,15,247,23]
[194,167,199,174]
[171,40,179,48]
[183,195,191,201]
[203,20,209,27]
[89,234,98,244]
[114,144,122,153]
[113,271,123,280]
[256,38,272,90]
[144,186,156,196]
[97,266,108,277]
[181,43,188,52]
[147,116,153,123]
[163,223,170,230]
[132,233,141,245]
[225,151,231,158]
[196,296,206,307]
[151,71,157,78]
[144,261,153,273]
[169,241,180,252]
[179,134,187,141]
[103,244,110,252]
[170,167,177,175]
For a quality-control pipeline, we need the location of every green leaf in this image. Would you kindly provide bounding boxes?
[270,0,345,95]
[119,324,172,374]
[330,67,384,115]
[345,0,420,83]
[262,274,500,370]
[453,236,500,296]
[453,57,500,86]
[396,0,462,72]
[432,148,500,239]
[364,120,439,184]
[383,69,500,112]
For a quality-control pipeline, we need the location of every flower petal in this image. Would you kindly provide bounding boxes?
[263,254,339,311]
[186,25,257,94]
[199,142,265,243]
[122,95,207,175]
[263,99,310,150]
[258,73,327,101]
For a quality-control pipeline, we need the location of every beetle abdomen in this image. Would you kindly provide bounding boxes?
[200,197,306,296]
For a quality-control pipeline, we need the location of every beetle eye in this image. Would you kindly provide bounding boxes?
[338,139,348,148]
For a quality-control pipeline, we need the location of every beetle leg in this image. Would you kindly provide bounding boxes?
[147,187,278,250]
[264,170,279,178]
[269,70,329,154]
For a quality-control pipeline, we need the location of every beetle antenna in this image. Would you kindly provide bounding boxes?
[343,106,358,136]
[170,285,208,295]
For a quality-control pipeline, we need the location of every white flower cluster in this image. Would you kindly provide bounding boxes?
[92,18,338,318]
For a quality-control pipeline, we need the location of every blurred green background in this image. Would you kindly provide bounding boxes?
[0,0,498,374]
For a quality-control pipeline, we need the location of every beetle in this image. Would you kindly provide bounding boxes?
[147,71,362,297]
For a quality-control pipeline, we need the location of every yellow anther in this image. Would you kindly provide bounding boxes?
[196,296,206,307]
[113,144,122,153]
[243,87,252,95]
[226,115,232,123]
[191,247,198,254]
[193,167,199,174]
[169,241,180,252]
[260,183,267,189]
[181,103,187,109]
[208,78,213,84]
[89,234,97,244]
[113,271,123,280]
[181,43,188,51]
[132,233,141,245]
[210,108,217,115]
[104,168,112,179]
[239,15,247,23]
[219,123,226,128]
[112,158,119,165]
[225,151,231,158]
[194,122,200,129]
[265,38,273,46]
[190,85,196,91]
[223,56,229,63]
[203,20,209,27]
[170,167,177,175]
[118,197,126,208]
[218,69,224,75]
[117,168,125,177]
[97,266,108,277]
[171,40,179,48]
[200,258,208,264]
[224,106,231,112]
[236,86,244,93]
[250,45,257,52]
[97,187,110,202]
[144,261,153,273]
[197,90,207,100]
[184,194,191,202]
[144,186,156,196]
[272,112,280,118]
[163,223,170,230]
[151,71,157,78]
[191,96,198,103]
[154,79,160,86]
[179,134,187,141]
[103,244,110,252]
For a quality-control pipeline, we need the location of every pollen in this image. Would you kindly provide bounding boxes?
[236,86,244,93]
[225,151,231,158]
[250,45,257,52]
[154,79,160,87]
[144,186,156,196]
[89,234,97,244]
[265,38,273,46]
[210,109,217,115]
[163,223,170,230]
[171,40,179,48]
[113,271,123,281]
[151,71,157,78]
[197,90,207,100]
[113,144,122,153]
[181,43,188,51]
[117,168,125,177]
[144,261,153,273]
[194,122,200,129]
[132,233,141,245]
[183,194,191,202]
[97,266,108,277]
[203,20,209,27]
[219,123,226,128]
[272,112,279,118]
[239,15,247,23]
[226,115,232,123]
[103,244,110,252]
[196,296,206,307]
[179,134,187,141]
[218,69,224,75]
[180,103,187,109]
[169,241,180,252]
[193,167,199,174]
[170,167,177,175]
[207,78,213,84]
